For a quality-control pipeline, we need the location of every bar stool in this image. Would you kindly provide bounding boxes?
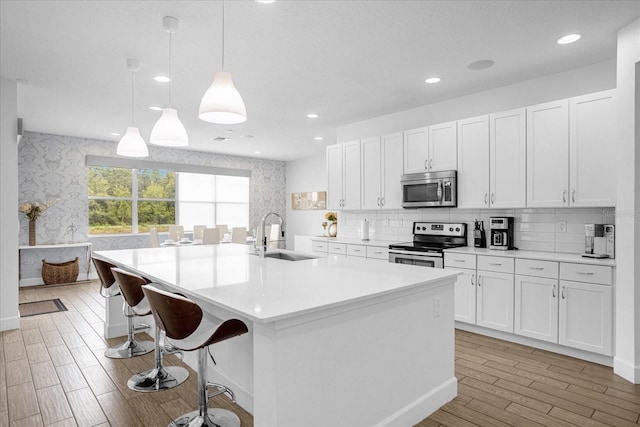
[142,284,249,427]
[92,258,154,359]
[111,268,189,392]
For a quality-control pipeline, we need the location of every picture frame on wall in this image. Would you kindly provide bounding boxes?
[291,191,326,210]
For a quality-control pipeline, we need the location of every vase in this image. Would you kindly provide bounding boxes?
[28,219,36,246]
[328,222,337,237]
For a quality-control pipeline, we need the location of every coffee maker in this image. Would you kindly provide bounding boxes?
[583,224,615,258]
[489,217,514,250]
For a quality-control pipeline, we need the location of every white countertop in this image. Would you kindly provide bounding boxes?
[309,236,396,247]
[444,246,616,267]
[94,244,458,323]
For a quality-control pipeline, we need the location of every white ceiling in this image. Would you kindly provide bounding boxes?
[1,0,639,161]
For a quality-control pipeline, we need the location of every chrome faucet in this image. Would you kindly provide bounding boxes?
[260,212,285,256]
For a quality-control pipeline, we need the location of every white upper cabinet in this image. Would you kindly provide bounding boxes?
[326,141,361,210]
[490,108,527,208]
[403,122,457,174]
[569,90,616,207]
[361,133,403,210]
[457,115,490,208]
[527,99,570,207]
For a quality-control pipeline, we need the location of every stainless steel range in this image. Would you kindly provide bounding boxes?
[389,222,467,268]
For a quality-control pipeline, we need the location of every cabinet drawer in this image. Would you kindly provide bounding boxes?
[560,263,612,286]
[311,241,328,253]
[347,244,366,258]
[516,259,559,279]
[477,255,514,273]
[366,246,389,260]
[328,242,347,255]
[444,253,477,269]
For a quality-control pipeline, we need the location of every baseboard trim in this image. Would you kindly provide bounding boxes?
[20,273,93,287]
[0,315,20,332]
[614,357,640,384]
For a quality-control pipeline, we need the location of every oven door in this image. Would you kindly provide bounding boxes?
[389,250,443,268]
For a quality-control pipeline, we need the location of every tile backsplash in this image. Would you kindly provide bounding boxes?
[336,207,615,254]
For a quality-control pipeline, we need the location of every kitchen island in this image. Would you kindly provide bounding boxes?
[94,244,460,427]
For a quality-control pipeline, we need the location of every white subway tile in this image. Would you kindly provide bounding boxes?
[555,242,584,254]
[515,241,555,252]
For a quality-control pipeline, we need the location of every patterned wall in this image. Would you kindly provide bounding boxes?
[18,131,286,282]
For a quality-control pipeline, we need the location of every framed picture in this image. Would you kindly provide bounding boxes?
[291,191,326,210]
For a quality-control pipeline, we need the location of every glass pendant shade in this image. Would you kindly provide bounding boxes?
[150,108,189,146]
[117,127,149,157]
[198,71,247,124]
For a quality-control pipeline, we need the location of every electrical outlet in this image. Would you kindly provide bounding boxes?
[558,221,567,233]
[433,297,441,318]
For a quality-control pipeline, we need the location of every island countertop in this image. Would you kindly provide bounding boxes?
[94,244,459,324]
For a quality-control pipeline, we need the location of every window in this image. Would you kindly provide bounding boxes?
[87,158,250,235]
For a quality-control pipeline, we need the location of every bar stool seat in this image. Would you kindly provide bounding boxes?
[142,284,248,427]
[111,268,189,392]
[92,258,154,359]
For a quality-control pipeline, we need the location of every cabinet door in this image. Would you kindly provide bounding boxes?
[515,275,558,343]
[381,132,404,209]
[361,137,382,210]
[476,270,514,333]
[527,100,569,207]
[559,280,612,356]
[490,108,526,208]
[326,144,344,210]
[569,90,616,207]
[452,268,476,324]
[457,116,490,208]
[403,127,429,174]
[429,121,457,171]
[342,140,361,210]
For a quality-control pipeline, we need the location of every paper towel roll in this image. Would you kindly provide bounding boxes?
[361,219,370,240]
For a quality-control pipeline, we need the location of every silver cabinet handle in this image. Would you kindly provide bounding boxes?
[454,259,466,263]
[381,197,385,206]
[471,274,475,286]
[552,284,556,298]
[572,189,576,203]
[373,251,382,254]
[489,262,502,266]
[561,285,566,299]
[562,190,567,203]
[529,266,544,271]
[491,193,495,205]
[430,159,433,170]
[376,197,380,207]
[425,160,429,170]
[484,193,488,205]
[477,275,482,287]
[352,249,361,252]
[576,271,595,276]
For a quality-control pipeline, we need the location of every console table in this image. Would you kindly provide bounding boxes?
[19,242,92,286]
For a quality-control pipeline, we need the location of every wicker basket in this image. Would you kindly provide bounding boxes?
[41,257,79,285]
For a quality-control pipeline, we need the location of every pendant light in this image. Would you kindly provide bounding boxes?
[117,59,149,157]
[150,16,189,147]
[199,0,247,125]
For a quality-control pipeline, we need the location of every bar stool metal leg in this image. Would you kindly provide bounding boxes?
[169,347,240,427]
[127,324,189,392]
[105,302,154,359]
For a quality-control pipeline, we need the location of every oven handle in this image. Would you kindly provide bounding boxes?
[388,249,444,257]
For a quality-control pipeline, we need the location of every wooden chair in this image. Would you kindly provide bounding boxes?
[202,227,220,245]
[149,227,160,248]
[193,225,206,241]
[111,268,188,392]
[231,227,247,244]
[142,284,248,427]
[168,225,184,241]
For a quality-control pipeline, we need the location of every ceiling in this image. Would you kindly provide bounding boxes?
[1,1,639,161]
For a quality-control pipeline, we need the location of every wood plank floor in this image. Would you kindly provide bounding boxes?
[1,281,638,426]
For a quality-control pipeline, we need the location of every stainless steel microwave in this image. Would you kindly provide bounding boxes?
[401,170,457,208]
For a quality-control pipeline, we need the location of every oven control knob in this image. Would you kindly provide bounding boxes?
[456,227,460,231]
[449,227,453,231]
[421,227,426,230]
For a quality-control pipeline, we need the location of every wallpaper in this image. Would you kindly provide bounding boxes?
[18,131,286,282]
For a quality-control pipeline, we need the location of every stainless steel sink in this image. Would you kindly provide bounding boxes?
[263,251,319,261]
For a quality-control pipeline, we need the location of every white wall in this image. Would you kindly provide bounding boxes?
[614,18,640,384]
[337,60,615,142]
[285,154,328,249]
[0,76,20,331]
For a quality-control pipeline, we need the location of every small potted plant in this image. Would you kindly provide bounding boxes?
[325,211,338,237]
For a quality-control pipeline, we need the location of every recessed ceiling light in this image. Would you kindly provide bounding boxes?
[254,151,261,154]
[306,113,319,118]
[425,77,441,84]
[241,134,254,139]
[467,59,495,71]
[255,0,275,3]
[557,34,581,45]
[314,136,324,141]
[149,106,163,111]
[226,129,234,133]
[110,132,121,136]
[153,75,171,83]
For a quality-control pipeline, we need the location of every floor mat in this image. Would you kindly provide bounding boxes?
[19,298,68,317]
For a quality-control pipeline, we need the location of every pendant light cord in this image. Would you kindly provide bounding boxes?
[169,31,173,107]
[221,0,225,70]
[130,69,135,125]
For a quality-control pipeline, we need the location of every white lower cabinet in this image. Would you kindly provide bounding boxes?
[515,274,559,343]
[559,279,612,356]
[476,270,514,333]
[452,268,476,324]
